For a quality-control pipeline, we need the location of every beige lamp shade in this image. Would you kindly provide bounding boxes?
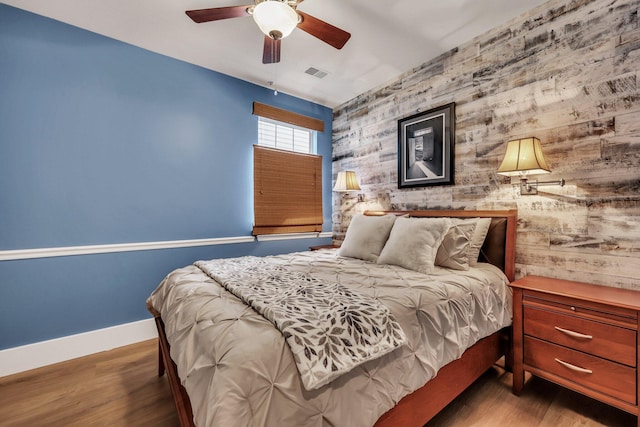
[497,137,552,177]
[333,171,361,191]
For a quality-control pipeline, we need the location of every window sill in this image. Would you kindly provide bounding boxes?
[255,231,332,242]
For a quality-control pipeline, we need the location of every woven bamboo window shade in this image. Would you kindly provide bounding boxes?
[253,145,323,235]
[253,102,324,132]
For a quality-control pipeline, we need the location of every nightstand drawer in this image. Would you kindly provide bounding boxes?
[524,336,637,405]
[524,306,636,367]
[524,290,637,327]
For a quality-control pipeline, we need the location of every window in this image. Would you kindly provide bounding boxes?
[252,102,324,236]
[258,117,314,154]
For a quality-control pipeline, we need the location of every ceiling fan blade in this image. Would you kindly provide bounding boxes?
[186,5,252,23]
[262,36,281,64]
[296,11,351,50]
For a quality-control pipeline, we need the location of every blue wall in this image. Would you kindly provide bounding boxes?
[0,5,333,349]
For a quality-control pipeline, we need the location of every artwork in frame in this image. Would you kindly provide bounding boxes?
[397,102,455,188]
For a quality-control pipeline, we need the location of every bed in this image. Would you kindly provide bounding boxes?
[147,209,517,427]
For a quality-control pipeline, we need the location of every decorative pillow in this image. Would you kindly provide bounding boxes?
[452,218,492,266]
[377,217,451,274]
[435,222,476,270]
[338,214,398,262]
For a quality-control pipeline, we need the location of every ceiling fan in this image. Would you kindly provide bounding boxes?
[186,0,351,64]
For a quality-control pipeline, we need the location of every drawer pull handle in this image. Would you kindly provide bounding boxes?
[555,358,593,374]
[554,326,592,340]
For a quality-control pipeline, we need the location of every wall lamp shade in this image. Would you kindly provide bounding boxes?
[497,137,564,195]
[497,137,551,177]
[252,1,299,40]
[333,171,361,192]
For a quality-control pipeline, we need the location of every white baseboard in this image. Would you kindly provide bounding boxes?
[0,318,158,378]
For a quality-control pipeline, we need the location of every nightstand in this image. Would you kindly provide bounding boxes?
[510,276,640,425]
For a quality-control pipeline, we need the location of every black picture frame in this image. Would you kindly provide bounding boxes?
[397,102,455,188]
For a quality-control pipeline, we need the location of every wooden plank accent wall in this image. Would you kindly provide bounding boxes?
[331,0,640,289]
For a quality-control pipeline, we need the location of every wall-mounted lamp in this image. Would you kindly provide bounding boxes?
[497,137,565,195]
[333,170,364,201]
[333,171,361,191]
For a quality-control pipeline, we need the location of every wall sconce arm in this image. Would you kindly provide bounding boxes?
[520,178,565,195]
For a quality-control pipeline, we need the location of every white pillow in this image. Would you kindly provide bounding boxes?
[452,218,491,266]
[338,214,397,262]
[469,218,492,266]
[435,222,476,271]
[377,217,451,274]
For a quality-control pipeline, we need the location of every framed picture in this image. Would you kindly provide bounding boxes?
[397,102,455,188]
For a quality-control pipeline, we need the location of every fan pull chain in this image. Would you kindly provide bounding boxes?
[267,80,278,96]
[272,61,278,96]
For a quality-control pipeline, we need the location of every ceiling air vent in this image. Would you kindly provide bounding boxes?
[305,67,329,79]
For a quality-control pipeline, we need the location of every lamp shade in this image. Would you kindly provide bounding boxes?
[333,171,361,192]
[252,1,299,40]
[497,137,552,177]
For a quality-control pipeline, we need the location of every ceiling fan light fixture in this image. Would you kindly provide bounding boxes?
[252,1,299,40]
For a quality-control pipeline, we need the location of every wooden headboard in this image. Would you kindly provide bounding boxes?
[364,209,517,282]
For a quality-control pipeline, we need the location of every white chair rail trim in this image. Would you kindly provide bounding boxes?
[0,236,256,261]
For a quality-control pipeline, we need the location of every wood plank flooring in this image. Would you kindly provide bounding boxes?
[0,340,177,427]
[1,339,635,426]
[429,363,636,427]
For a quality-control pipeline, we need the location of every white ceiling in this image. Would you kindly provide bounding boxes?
[4,0,550,108]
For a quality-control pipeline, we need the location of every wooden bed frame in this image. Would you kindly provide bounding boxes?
[151,209,517,427]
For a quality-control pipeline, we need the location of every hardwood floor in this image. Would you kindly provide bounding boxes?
[0,340,178,427]
[428,363,636,427]
[1,339,635,426]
